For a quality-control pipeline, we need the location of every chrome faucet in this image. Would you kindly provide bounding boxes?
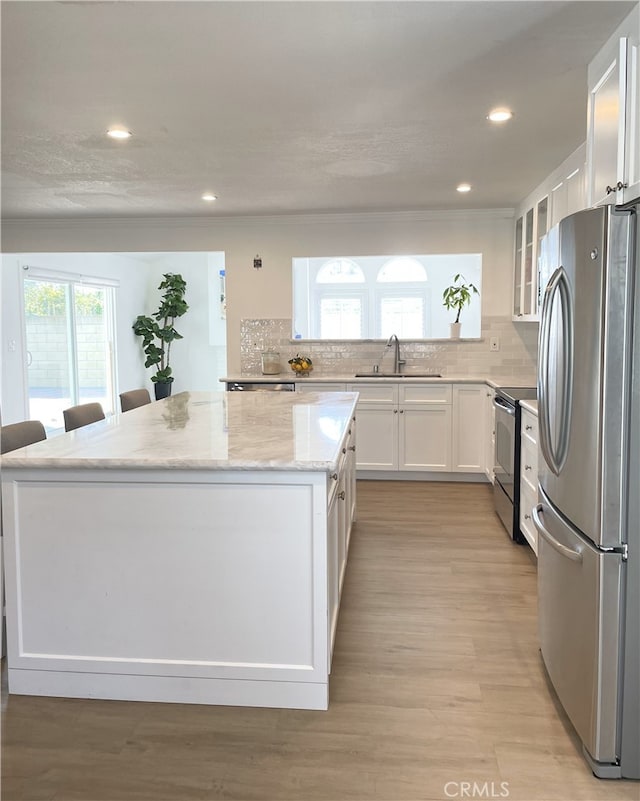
[386,334,406,374]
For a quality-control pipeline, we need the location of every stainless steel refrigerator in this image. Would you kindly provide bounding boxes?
[535,204,639,779]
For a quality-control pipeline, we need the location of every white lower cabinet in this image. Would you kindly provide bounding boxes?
[483,386,496,482]
[347,383,397,470]
[452,385,485,471]
[349,382,487,476]
[520,407,539,555]
[400,404,452,470]
[399,383,452,471]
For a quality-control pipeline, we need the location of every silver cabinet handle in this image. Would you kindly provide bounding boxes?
[532,504,583,563]
[348,445,356,452]
[331,473,338,481]
[525,424,533,431]
[606,182,628,194]
[338,491,346,501]
[525,464,532,471]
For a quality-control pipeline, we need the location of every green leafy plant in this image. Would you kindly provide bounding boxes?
[442,274,479,323]
[132,273,188,384]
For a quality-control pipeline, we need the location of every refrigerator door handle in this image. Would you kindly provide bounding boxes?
[533,503,583,563]
[538,268,562,475]
[555,270,573,473]
[538,267,573,475]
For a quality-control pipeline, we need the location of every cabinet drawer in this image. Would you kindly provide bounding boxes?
[400,384,452,405]
[521,409,538,443]
[297,382,346,393]
[349,383,397,404]
[520,482,538,556]
[520,434,538,494]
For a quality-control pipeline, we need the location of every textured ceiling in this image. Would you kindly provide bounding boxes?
[1,1,635,219]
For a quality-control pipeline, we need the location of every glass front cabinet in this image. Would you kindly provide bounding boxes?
[512,195,548,322]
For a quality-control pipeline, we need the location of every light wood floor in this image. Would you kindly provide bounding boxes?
[2,481,638,801]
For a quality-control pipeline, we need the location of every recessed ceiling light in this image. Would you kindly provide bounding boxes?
[456,183,472,193]
[106,126,132,140]
[201,193,217,202]
[487,108,513,123]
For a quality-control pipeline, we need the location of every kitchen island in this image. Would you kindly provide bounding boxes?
[1,390,358,710]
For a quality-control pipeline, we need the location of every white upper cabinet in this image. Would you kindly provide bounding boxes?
[513,197,550,321]
[587,6,640,206]
[512,144,586,322]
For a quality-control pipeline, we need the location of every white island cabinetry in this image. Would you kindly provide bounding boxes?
[1,391,358,711]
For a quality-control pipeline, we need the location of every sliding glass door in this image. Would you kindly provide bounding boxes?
[23,275,116,432]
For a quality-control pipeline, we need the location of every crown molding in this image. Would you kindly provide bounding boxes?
[1,207,516,230]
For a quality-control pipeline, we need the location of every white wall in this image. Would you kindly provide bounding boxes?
[1,209,516,376]
[144,252,227,392]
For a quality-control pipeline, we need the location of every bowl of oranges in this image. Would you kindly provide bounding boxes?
[288,354,313,377]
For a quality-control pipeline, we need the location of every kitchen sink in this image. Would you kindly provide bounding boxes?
[354,373,442,378]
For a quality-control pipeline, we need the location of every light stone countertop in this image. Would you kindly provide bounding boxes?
[221,374,536,389]
[520,399,538,415]
[1,391,359,472]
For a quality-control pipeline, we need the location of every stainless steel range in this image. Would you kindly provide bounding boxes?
[493,385,537,542]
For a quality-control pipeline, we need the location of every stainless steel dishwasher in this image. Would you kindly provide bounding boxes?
[226,381,296,391]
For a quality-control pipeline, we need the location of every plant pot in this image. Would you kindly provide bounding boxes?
[154,381,173,401]
[450,322,462,339]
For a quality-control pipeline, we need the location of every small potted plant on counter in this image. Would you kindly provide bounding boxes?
[443,273,479,339]
[133,273,189,399]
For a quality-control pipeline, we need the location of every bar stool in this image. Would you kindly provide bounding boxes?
[119,389,151,412]
[63,402,105,432]
[1,420,47,454]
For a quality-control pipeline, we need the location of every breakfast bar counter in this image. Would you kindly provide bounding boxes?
[1,391,358,710]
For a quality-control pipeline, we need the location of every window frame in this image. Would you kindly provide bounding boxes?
[20,266,118,430]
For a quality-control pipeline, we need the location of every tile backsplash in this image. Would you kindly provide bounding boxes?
[240,317,538,382]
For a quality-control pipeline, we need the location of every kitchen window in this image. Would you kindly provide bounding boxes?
[293,253,481,340]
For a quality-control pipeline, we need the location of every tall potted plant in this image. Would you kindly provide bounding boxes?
[442,273,479,339]
[133,273,188,399]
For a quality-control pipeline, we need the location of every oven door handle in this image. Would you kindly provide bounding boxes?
[493,397,515,416]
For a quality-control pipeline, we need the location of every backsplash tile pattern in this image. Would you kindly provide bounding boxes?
[240,317,538,382]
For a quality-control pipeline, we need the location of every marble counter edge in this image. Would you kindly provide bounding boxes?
[1,392,359,474]
[0,458,344,472]
[520,399,539,415]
